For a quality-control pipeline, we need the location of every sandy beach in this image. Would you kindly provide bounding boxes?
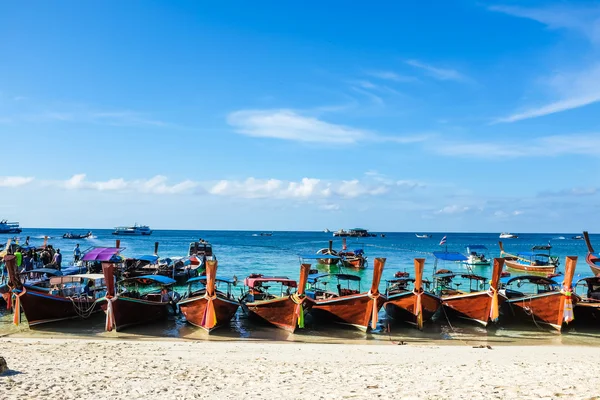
[0,338,598,399]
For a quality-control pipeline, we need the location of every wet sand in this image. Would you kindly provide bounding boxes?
[1,337,599,399]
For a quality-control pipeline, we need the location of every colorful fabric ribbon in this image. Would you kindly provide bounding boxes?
[413,289,423,330]
[561,287,574,324]
[367,290,380,330]
[12,287,26,325]
[202,293,218,329]
[105,297,116,332]
[489,284,499,322]
[291,294,305,328]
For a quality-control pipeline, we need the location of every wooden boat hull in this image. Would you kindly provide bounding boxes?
[585,253,600,276]
[342,258,366,269]
[384,291,441,327]
[310,293,386,332]
[242,296,311,333]
[502,292,577,332]
[504,259,557,274]
[179,294,240,333]
[318,258,340,266]
[17,289,101,326]
[573,302,600,326]
[441,291,505,326]
[105,297,172,332]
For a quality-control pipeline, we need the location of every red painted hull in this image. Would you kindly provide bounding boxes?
[179,293,240,333]
[504,260,557,274]
[442,291,505,326]
[503,292,577,332]
[586,253,600,276]
[384,291,441,327]
[310,293,386,331]
[106,297,172,332]
[17,289,102,326]
[243,296,310,333]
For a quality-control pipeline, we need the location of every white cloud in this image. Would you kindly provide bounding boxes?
[365,70,416,83]
[489,5,600,43]
[434,133,600,158]
[206,175,421,200]
[435,205,471,215]
[495,63,600,123]
[320,203,340,211]
[61,174,198,194]
[405,60,469,82]
[0,176,34,187]
[227,109,427,144]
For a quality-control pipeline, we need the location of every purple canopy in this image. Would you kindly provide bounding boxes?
[82,247,122,262]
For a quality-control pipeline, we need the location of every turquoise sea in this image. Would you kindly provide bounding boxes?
[1,229,599,345]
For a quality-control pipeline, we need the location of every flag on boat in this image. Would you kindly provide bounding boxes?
[439,236,447,246]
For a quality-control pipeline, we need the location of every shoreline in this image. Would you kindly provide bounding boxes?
[1,337,598,399]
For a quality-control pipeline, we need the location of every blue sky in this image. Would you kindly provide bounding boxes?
[1,0,600,232]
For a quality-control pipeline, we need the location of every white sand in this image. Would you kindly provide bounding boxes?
[0,338,598,399]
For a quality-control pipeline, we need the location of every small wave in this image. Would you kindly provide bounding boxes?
[553,236,566,240]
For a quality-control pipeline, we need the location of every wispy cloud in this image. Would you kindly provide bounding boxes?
[0,176,34,187]
[489,4,600,43]
[365,70,416,83]
[435,205,472,215]
[405,59,469,82]
[227,109,428,144]
[494,63,600,123]
[433,133,600,158]
[538,187,599,197]
[60,174,198,194]
[490,5,600,122]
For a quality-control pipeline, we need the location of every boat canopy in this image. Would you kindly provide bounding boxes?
[466,245,488,250]
[459,274,487,281]
[532,245,552,251]
[575,275,600,285]
[121,275,176,285]
[433,271,456,279]
[49,274,105,285]
[300,253,341,260]
[517,251,549,258]
[500,275,559,286]
[432,251,468,262]
[307,273,361,284]
[186,276,237,285]
[26,268,63,276]
[82,247,123,262]
[244,276,296,288]
[136,254,159,263]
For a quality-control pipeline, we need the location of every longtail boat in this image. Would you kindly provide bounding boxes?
[573,276,600,325]
[433,252,505,326]
[583,231,600,275]
[239,263,311,333]
[384,258,441,329]
[305,257,386,332]
[316,240,340,266]
[102,264,181,332]
[5,254,106,326]
[178,260,240,333]
[499,241,559,274]
[338,238,367,269]
[500,256,578,332]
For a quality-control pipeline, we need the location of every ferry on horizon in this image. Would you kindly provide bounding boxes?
[0,219,22,234]
[112,223,152,236]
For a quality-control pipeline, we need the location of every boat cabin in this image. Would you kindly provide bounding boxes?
[432,270,489,296]
[184,275,238,301]
[81,247,125,273]
[385,272,433,296]
[574,276,600,301]
[306,273,361,300]
[241,275,297,302]
[118,275,180,303]
[500,275,560,299]
[48,273,107,299]
[188,241,213,257]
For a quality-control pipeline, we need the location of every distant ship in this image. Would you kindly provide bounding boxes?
[324,228,331,233]
[499,232,518,239]
[333,228,376,238]
[415,234,432,239]
[0,220,22,234]
[112,224,152,236]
